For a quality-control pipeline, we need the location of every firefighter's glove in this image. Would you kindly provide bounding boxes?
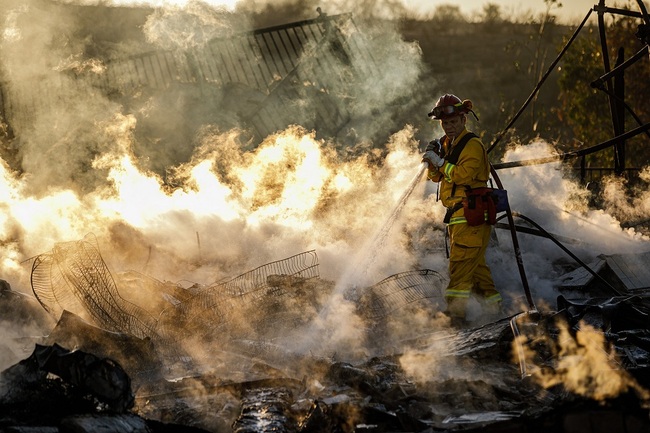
[425,139,442,155]
[422,150,444,169]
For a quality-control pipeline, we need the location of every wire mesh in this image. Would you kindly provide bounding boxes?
[358,269,446,321]
[30,236,448,363]
[31,252,86,319]
[189,250,318,304]
[157,250,321,342]
[30,234,159,340]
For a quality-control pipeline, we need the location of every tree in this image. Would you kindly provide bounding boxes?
[496,0,566,141]
[431,4,467,31]
[481,3,503,25]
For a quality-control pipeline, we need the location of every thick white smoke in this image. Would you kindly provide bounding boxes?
[493,140,649,308]
[0,1,648,390]
[0,0,431,287]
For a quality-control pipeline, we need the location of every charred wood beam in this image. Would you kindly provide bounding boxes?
[232,387,296,433]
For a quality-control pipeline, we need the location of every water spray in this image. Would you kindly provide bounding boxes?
[298,161,429,356]
[335,162,428,298]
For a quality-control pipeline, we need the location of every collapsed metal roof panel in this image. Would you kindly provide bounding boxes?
[557,251,650,294]
[604,250,650,292]
[557,258,607,289]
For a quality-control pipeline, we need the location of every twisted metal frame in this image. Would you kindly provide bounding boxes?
[358,269,446,322]
[30,234,159,340]
[155,250,321,342]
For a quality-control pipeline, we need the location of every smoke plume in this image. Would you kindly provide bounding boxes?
[0,2,648,406]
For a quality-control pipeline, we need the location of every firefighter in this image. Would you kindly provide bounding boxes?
[422,94,502,326]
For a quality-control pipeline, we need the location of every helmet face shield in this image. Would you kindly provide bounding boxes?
[428,103,463,119]
[428,94,479,121]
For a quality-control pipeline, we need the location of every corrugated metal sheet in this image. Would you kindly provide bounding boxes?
[557,251,650,293]
[605,251,650,291]
[557,258,607,289]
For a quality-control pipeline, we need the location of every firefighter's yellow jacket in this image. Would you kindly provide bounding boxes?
[427,129,490,224]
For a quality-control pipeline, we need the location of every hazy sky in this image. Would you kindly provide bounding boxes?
[405,0,598,23]
[106,0,602,24]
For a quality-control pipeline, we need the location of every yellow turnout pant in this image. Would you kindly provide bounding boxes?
[444,222,501,318]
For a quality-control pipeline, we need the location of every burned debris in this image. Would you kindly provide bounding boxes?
[0,233,649,432]
[557,250,650,297]
[30,234,160,340]
[0,343,134,413]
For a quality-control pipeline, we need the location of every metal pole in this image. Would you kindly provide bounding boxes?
[597,0,624,176]
[490,167,536,311]
[613,47,626,175]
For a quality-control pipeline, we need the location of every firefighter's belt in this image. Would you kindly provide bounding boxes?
[443,202,464,224]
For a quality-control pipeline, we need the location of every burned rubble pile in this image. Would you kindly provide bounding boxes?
[1,236,650,432]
